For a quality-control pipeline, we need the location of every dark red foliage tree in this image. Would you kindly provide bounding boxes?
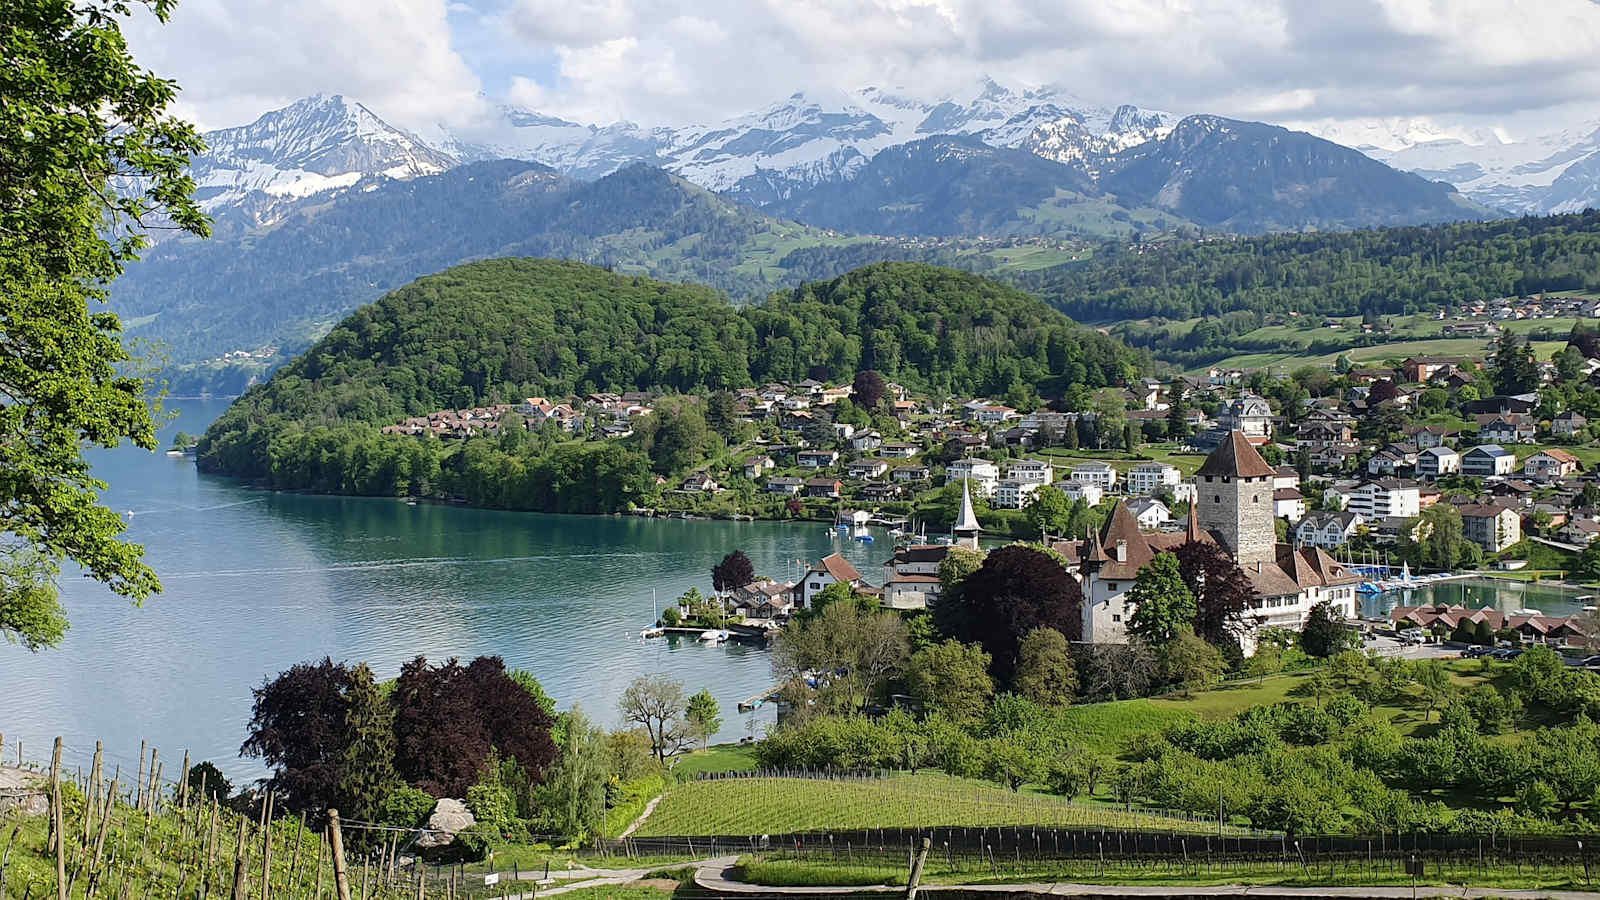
[952,546,1082,685]
[712,550,756,593]
[1175,540,1257,648]
[1367,379,1400,404]
[392,656,557,797]
[240,658,354,814]
[852,370,888,410]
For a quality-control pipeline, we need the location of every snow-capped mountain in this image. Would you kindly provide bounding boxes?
[1302,115,1600,214]
[189,94,456,217]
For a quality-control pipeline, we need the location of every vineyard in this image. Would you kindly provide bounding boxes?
[632,773,1255,837]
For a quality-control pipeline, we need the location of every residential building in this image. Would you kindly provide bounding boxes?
[804,477,843,498]
[946,458,1000,496]
[1478,415,1536,445]
[1274,487,1306,522]
[1561,518,1600,545]
[849,431,883,452]
[1402,356,1464,384]
[1006,459,1055,485]
[797,449,838,468]
[1459,503,1522,551]
[743,455,775,479]
[1170,481,1198,504]
[1071,462,1118,490]
[1416,446,1460,480]
[1348,479,1421,520]
[1272,465,1300,492]
[892,465,932,483]
[1059,481,1104,507]
[1127,462,1182,497]
[1553,411,1589,437]
[846,459,891,480]
[1127,497,1171,529]
[1367,443,1419,477]
[766,476,803,495]
[1295,511,1364,549]
[1524,449,1581,482]
[798,553,863,608]
[680,472,719,493]
[1462,445,1517,477]
[993,478,1041,510]
[1216,395,1274,439]
[881,442,920,459]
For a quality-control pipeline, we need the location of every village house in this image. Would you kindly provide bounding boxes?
[1127,461,1182,497]
[1126,497,1171,529]
[846,459,891,480]
[850,431,883,452]
[1562,518,1600,545]
[765,476,803,495]
[1367,443,1419,477]
[680,472,719,493]
[1295,511,1364,549]
[1402,356,1465,384]
[1477,414,1537,445]
[1553,411,1589,437]
[859,482,901,503]
[879,545,951,610]
[1416,446,1461,480]
[804,477,843,499]
[881,442,921,459]
[730,580,795,620]
[743,455,775,479]
[892,465,932,483]
[798,553,863,608]
[1273,487,1306,522]
[1006,459,1055,485]
[1459,503,1522,551]
[1273,465,1300,491]
[1462,445,1517,477]
[1391,605,1588,648]
[1216,395,1274,439]
[797,449,839,469]
[1524,449,1581,482]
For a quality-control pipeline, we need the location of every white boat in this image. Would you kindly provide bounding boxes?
[698,629,729,644]
[640,626,664,639]
[1513,608,1544,617]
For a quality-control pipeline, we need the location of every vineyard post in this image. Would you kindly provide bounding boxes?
[288,814,305,900]
[51,737,67,900]
[904,837,930,899]
[263,792,279,900]
[146,749,159,813]
[137,742,146,811]
[313,833,325,900]
[179,752,192,811]
[0,823,20,900]
[230,819,249,900]
[86,742,104,845]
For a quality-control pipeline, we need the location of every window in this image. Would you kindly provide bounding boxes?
[1214,495,1222,503]
[1112,614,1121,623]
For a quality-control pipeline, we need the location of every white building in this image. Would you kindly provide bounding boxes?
[1059,481,1104,507]
[798,553,864,608]
[1416,446,1460,480]
[1347,479,1421,520]
[945,458,1000,496]
[1126,497,1171,529]
[1071,462,1118,490]
[1126,462,1181,497]
[1273,487,1306,522]
[880,545,950,610]
[1295,511,1364,549]
[1006,459,1055,485]
[993,478,1042,509]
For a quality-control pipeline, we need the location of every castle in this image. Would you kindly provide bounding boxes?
[1076,432,1360,651]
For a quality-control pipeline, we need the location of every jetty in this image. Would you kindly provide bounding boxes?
[738,684,781,712]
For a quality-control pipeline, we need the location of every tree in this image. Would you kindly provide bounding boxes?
[984,733,1047,792]
[186,761,232,807]
[638,398,708,475]
[1492,331,1539,396]
[619,675,694,764]
[240,658,354,815]
[711,550,755,594]
[1414,660,1453,723]
[905,640,995,723]
[1174,541,1255,648]
[685,689,722,748]
[1124,552,1196,645]
[852,369,888,410]
[772,600,908,711]
[1024,486,1073,539]
[0,0,210,650]
[1577,543,1600,583]
[704,391,738,441]
[392,656,558,797]
[951,546,1082,684]
[1014,627,1077,707]
[537,708,609,839]
[338,663,399,841]
[1300,601,1356,658]
[1157,628,1228,694]
[1417,504,1464,570]
[930,546,984,638]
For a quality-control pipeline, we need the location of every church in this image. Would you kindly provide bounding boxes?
[1076,432,1360,652]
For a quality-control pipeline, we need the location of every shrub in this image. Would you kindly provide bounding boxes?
[380,785,437,829]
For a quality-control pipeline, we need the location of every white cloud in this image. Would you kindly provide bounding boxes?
[124,0,485,132]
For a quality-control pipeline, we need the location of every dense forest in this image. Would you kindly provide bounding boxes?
[197,260,1141,511]
[1018,211,1600,324]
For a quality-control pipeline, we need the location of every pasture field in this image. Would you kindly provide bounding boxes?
[632,772,1243,837]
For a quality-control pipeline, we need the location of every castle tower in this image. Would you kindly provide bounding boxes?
[1194,431,1277,566]
[952,478,981,550]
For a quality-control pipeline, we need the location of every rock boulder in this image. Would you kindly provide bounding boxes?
[412,798,475,850]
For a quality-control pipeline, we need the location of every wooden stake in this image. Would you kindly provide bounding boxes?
[86,777,119,897]
[178,751,192,810]
[149,761,163,815]
[313,832,325,900]
[359,857,369,900]
[207,798,221,868]
[229,819,249,900]
[413,855,423,900]
[52,738,67,900]
[261,792,275,900]
[136,742,147,811]
[327,811,351,900]
[288,814,306,900]
[86,742,104,845]
[1,822,22,900]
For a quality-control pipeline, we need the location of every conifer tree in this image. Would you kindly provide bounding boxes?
[339,663,399,834]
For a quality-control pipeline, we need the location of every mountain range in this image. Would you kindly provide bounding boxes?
[121,80,1534,391]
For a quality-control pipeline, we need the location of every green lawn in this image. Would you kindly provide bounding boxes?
[1193,337,1567,374]
[674,743,760,776]
[633,772,1247,837]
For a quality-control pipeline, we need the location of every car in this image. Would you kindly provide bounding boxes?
[1460,646,1492,658]
[1579,655,1600,668]
[1490,648,1524,660]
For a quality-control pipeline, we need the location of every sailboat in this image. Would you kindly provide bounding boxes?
[640,589,665,639]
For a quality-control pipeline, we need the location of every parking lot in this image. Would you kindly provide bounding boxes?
[1364,633,1462,659]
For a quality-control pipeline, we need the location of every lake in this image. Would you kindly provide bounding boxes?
[1368,577,1591,619]
[0,399,890,780]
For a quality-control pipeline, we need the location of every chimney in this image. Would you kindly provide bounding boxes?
[1116,540,1128,562]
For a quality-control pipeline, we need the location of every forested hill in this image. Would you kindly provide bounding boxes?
[196,260,1140,485]
[1016,211,1600,324]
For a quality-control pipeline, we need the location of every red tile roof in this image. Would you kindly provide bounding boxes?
[1197,431,1278,479]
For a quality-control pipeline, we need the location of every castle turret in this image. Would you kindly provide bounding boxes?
[1195,431,1277,566]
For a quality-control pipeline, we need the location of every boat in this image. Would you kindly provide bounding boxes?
[697,629,729,644]
[1513,608,1544,617]
[640,626,664,639]
[854,533,874,543]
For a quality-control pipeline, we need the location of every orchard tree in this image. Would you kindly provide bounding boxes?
[0,0,211,650]
[1125,552,1196,645]
[952,546,1082,684]
[905,640,995,723]
[685,689,722,748]
[619,675,694,764]
[773,600,908,711]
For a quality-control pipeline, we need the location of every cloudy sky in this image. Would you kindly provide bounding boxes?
[126,0,1600,145]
